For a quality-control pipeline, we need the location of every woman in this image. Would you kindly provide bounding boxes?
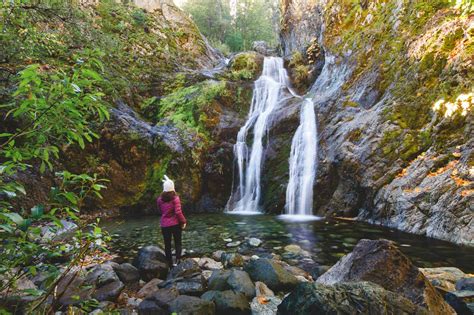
[157,175,186,268]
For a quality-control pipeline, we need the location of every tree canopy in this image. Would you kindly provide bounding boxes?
[182,0,279,53]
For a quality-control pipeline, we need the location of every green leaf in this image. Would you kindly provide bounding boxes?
[1,212,24,225]
[31,205,44,218]
[63,192,78,204]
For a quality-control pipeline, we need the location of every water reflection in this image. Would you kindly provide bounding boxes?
[102,213,474,273]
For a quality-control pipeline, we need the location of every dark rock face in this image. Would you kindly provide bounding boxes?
[201,290,251,315]
[276,0,473,245]
[244,259,298,292]
[277,282,429,315]
[168,295,215,315]
[457,278,474,291]
[317,239,454,314]
[134,246,169,281]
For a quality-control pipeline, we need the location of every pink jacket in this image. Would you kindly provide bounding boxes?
[157,195,186,227]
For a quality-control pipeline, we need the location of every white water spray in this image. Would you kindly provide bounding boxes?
[226,57,293,214]
[283,98,319,219]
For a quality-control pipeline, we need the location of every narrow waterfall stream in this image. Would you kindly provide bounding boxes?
[282,98,320,220]
[226,57,294,213]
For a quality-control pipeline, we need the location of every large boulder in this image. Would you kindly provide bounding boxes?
[160,274,206,296]
[207,269,255,298]
[277,282,429,315]
[317,239,454,314]
[85,264,125,302]
[113,263,140,285]
[167,259,201,280]
[168,295,215,315]
[201,290,251,315]
[137,278,163,298]
[244,259,298,292]
[138,287,179,314]
[134,246,168,281]
[420,267,468,291]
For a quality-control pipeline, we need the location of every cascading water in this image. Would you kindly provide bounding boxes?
[283,98,319,219]
[226,57,293,214]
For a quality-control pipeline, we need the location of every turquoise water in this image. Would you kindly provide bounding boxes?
[102,213,474,273]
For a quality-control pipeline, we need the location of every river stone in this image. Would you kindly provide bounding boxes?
[457,278,474,291]
[160,273,206,296]
[255,281,274,297]
[145,287,180,310]
[201,290,250,315]
[251,296,281,315]
[93,280,125,302]
[317,239,454,314]
[420,267,467,291]
[168,259,201,280]
[244,259,298,292]
[212,250,225,261]
[226,241,241,248]
[168,295,215,315]
[134,246,168,281]
[444,290,474,315]
[222,252,245,268]
[137,278,163,298]
[56,268,93,306]
[248,238,262,247]
[277,282,429,315]
[228,269,256,298]
[113,263,140,285]
[138,300,166,315]
[208,270,232,291]
[197,257,223,270]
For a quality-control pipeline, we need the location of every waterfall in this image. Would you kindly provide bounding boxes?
[283,98,319,219]
[226,57,293,214]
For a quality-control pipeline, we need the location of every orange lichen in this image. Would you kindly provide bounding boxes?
[428,160,458,177]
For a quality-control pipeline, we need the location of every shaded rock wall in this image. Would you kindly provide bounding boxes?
[275,0,473,245]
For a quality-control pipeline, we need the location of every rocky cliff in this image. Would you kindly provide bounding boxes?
[275,0,473,245]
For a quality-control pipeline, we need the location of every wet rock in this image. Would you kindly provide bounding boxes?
[201,290,250,315]
[228,270,256,299]
[127,297,142,308]
[420,267,467,291]
[317,239,454,314]
[251,296,281,315]
[134,246,168,281]
[221,252,244,268]
[114,263,140,285]
[168,295,215,315]
[138,300,166,315]
[167,259,200,280]
[278,282,429,315]
[143,287,180,311]
[137,278,163,299]
[196,257,223,270]
[244,259,298,292]
[444,290,474,315]
[208,269,255,298]
[212,250,225,261]
[255,281,274,297]
[457,278,474,291]
[93,280,125,302]
[160,273,206,296]
[248,238,262,247]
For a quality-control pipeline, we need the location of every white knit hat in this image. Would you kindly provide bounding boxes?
[162,175,175,192]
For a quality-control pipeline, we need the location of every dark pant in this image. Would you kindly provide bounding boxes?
[161,224,182,266]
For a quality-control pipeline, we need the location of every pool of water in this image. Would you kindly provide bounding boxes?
[102,213,474,273]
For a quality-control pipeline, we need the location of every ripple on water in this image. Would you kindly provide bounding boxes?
[101,213,474,273]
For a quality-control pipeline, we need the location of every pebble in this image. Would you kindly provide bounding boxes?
[248,238,262,247]
[226,241,241,248]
